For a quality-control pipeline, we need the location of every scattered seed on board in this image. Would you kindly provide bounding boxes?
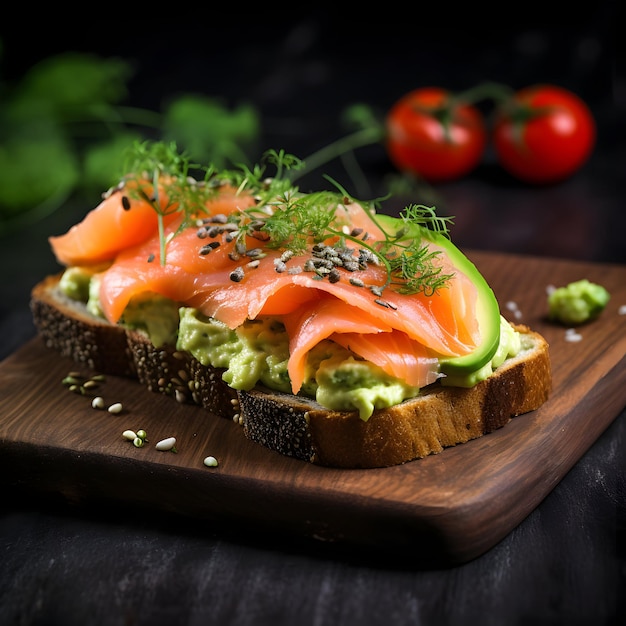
[565,328,583,343]
[108,402,123,414]
[155,437,177,451]
[203,456,219,467]
[505,300,523,320]
[92,396,105,410]
[122,430,137,441]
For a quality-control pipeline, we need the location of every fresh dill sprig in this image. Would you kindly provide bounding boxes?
[399,203,453,238]
[373,204,455,295]
[385,238,453,295]
[261,191,344,254]
[121,141,217,264]
[119,141,455,295]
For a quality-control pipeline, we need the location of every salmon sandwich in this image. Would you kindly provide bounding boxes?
[31,142,551,468]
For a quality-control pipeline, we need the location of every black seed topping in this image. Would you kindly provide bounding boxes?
[230,267,245,282]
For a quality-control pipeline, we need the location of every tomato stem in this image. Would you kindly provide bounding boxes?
[290,125,386,183]
[451,81,515,107]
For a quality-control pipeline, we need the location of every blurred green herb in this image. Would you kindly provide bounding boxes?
[0,40,442,236]
[0,44,260,235]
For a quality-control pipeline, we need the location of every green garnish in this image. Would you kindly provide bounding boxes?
[121,141,224,265]
[120,141,454,295]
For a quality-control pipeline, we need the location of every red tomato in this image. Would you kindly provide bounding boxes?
[493,85,596,184]
[385,87,487,182]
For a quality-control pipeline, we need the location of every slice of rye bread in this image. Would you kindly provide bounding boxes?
[238,326,551,468]
[30,274,136,378]
[125,330,239,419]
[30,276,551,468]
[30,276,239,420]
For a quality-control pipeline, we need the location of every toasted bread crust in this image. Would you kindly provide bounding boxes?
[238,327,551,468]
[30,276,551,468]
[126,330,239,418]
[30,275,136,377]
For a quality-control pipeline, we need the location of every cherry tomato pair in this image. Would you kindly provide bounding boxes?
[385,85,596,184]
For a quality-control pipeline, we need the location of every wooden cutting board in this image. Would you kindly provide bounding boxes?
[1,251,625,565]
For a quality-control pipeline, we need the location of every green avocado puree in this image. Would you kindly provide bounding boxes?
[177,308,521,421]
[58,267,179,347]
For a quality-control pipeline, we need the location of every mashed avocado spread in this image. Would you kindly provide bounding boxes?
[177,308,422,420]
[548,279,610,325]
[59,267,180,348]
[59,267,522,421]
[177,308,521,421]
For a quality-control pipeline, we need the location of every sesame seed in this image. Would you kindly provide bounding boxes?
[121,196,131,211]
[230,267,245,282]
[156,437,177,451]
[565,328,583,342]
[203,456,219,467]
[200,241,221,255]
[91,396,105,409]
[108,402,123,414]
[246,247,264,259]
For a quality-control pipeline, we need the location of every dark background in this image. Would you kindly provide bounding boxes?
[1,12,624,626]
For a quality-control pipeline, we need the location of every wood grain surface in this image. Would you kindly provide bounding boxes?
[1,251,624,565]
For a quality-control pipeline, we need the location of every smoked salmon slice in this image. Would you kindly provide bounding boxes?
[49,181,176,267]
[97,217,478,360]
[332,330,441,388]
[49,180,255,267]
[282,295,442,393]
[51,165,483,399]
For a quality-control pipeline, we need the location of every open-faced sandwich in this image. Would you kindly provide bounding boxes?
[31,142,551,468]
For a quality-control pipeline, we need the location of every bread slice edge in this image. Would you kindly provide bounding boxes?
[30,276,552,468]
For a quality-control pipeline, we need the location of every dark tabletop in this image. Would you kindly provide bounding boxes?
[0,16,624,626]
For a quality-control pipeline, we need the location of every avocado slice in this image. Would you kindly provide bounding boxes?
[434,236,501,376]
[376,213,501,376]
